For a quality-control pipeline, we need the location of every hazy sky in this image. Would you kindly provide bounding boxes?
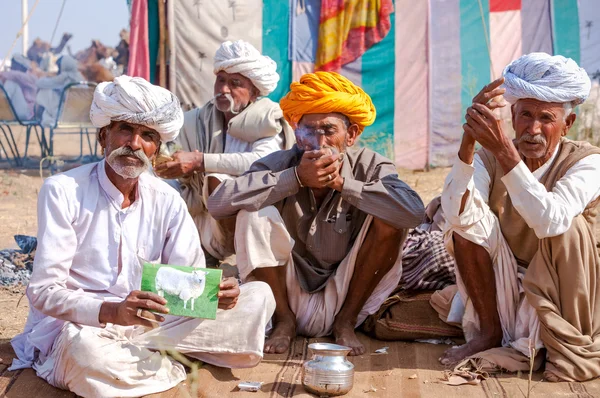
[1,0,130,61]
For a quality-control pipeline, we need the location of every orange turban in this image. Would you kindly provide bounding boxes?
[279,71,376,133]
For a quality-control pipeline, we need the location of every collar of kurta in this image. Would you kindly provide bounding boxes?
[98,160,142,212]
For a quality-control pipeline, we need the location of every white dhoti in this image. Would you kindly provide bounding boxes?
[33,282,275,397]
[442,203,543,357]
[235,206,403,337]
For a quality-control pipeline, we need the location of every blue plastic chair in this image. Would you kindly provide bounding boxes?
[0,83,26,166]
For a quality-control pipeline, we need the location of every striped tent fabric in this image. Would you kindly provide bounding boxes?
[166,0,600,169]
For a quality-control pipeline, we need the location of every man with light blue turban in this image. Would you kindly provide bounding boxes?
[434,52,600,382]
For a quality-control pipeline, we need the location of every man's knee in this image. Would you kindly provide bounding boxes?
[537,215,595,266]
[369,218,404,244]
[60,324,109,370]
[545,215,592,246]
[240,281,276,317]
[236,205,284,226]
[207,176,221,196]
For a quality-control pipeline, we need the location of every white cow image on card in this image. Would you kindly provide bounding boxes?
[155,268,207,311]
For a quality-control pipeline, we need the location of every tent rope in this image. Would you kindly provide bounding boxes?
[476,0,495,77]
[50,0,68,46]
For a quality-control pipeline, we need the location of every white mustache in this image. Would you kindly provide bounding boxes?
[214,93,239,115]
[108,146,151,167]
[517,134,547,146]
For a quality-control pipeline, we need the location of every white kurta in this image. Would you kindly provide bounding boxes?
[441,147,600,356]
[10,160,275,397]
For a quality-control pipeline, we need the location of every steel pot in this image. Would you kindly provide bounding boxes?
[302,343,354,397]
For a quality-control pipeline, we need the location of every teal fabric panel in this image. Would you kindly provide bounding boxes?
[263,0,292,101]
[147,0,159,84]
[360,11,396,161]
[552,0,580,63]
[460,0,490,113]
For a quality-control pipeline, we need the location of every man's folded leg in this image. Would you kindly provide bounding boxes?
[36,322,186,398]
[524,215,600,382]
[138,281,276,368]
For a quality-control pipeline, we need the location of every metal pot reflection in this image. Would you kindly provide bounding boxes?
[302,343,354,396]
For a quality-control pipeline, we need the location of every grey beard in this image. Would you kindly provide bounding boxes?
[106,146,151,179]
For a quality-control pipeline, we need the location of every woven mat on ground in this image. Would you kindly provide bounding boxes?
[2,337,600,397]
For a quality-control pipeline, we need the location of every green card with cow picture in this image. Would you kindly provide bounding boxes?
[140,263,222,320]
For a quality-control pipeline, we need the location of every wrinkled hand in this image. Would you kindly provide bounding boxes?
[462,77,521,172]
[472,77,507,110]
[464,101,513,153]
[154,150,204,179]
[296,149,343,189]
[461,78,510,152]
[100,290,169,328]
[218,277,240,310]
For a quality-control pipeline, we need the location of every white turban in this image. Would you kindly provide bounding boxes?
[90,75,183,142]
[502,52,591,105]
[213,40,279,96]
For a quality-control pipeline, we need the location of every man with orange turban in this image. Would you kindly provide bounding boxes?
[208,72,425,355]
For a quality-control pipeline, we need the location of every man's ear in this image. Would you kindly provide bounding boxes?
[564,112,576,136]
[511,103,516,127]
[97,126,107,148]
[346,124,360,147]
[250,86,260,102]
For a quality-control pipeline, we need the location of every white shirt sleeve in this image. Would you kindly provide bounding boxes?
[203,135,284,176]
[501,154,600,238]
[26,180,105,327]
[441,153,492,228]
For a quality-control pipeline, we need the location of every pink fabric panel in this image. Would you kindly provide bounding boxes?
[128,0,150,80]
[490,10,522,79]
[393,0,429,169]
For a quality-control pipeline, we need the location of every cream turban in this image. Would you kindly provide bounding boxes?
[90,75,183,142]
[502,52,591,105]
[279,71,376,133]
[213,40,279,96]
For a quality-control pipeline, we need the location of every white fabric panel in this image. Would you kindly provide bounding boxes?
[521,0,553,55]
[394,0,429,169]
[292,61,314,82]
[170,0,263,107]
[490,11,523,79]
[340,56,363,88]
[579,0,600,75]
[430,0,462,167]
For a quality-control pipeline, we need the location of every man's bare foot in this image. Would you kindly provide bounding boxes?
[332,319,364,356]
[439,334,502,366]
[265,317,296,354]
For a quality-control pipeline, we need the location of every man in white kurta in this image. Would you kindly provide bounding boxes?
[155,40,294,262]
[9,76,275,397]
[435,53,600,382]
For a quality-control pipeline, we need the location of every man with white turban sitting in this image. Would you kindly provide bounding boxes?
[9,76,275,397]
[433,52,600,382]
[156,40,294,263]
[208,72,425,355]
